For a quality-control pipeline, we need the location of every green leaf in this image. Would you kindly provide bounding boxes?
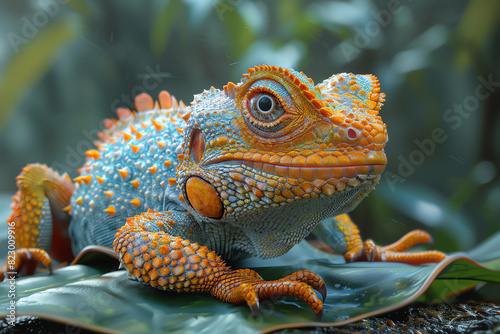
[1,195,499,333]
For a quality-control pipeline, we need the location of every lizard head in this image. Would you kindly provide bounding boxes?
[177,65,387,258]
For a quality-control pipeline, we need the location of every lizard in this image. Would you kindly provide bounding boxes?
[2,65,446,319]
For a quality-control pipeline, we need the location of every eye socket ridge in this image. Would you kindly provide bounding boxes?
[242,81,295,134]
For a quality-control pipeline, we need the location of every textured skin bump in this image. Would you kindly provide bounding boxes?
[185,176,223,219]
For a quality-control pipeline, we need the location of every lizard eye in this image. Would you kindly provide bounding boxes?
[249,93,284,122]
[242,80,293,133]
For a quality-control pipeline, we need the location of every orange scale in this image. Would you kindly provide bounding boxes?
[291,155,306,166]
[279,155,292,164]
[331,168,344,179]
[337,155,351,166]
[348,151,367,165]
[285,167,300,180]
[274,166,289,178]
[144,261,152,271]
[152,257,163,268]
[269,155,281,164]
[305,154,323,166]
[344,167,357,179]
[322,156,338,166]
[315,168,333,180]
[260,154,271,163]
[300,168,316,182]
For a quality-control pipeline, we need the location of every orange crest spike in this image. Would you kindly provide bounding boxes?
[135,93,154,112]
[158,90,172,109]
[116,108,132,120]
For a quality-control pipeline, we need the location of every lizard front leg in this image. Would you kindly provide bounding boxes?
[314,214,446,265]
[113,210,326,319]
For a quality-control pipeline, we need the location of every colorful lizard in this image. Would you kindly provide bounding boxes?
[2,65,446,319]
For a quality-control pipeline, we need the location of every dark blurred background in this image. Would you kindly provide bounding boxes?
[0,0,499,253]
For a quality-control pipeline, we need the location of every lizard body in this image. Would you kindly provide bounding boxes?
[3,66,445,318]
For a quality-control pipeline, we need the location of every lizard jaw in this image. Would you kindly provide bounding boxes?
[202,154,386,182]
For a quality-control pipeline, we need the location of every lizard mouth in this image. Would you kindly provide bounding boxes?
[203,152,386,181]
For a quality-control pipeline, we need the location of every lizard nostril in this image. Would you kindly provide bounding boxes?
[190,128,205,164]
[185,176,224,219]
[347,128,357,139]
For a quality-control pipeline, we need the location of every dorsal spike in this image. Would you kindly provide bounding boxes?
[158,90,172,109]
[171,96,179,108]
[134,93,154,112]
[116,108,132,120]
[181,111,191,123]
[151,118,165,131]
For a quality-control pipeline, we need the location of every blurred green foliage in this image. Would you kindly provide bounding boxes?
[0,0,499,252]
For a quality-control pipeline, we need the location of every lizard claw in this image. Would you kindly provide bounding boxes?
[315,308,323,321]
[249,300,260,318]
[317,281,327,302]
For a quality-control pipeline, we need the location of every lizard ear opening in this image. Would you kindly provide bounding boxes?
[190,128,205,164]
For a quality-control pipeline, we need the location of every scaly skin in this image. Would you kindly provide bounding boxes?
[3,66,446,318]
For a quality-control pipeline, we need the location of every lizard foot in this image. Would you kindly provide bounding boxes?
[212,269,326,320]
[1,248,53,281]
[344,230,446,265]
